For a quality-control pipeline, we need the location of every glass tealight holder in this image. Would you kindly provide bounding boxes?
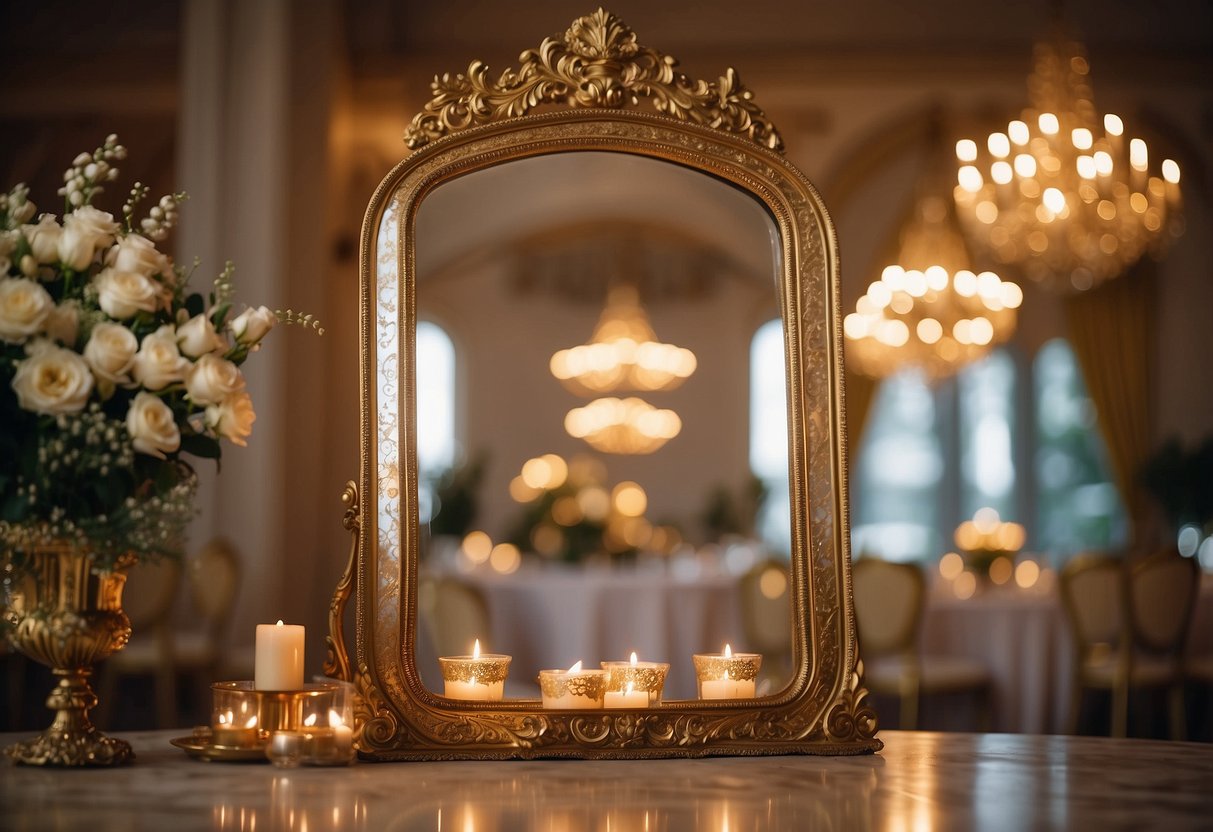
[601,659,670,706]
[438,653,512,701]
[265,680,355,767]
[209,681,341,752]
[538,667,606,709]
[692,652,762,700]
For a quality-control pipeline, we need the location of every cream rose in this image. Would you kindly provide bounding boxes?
[185,354,245,406]
[94,266,160,320]
[83,321,138,385]
[206,390,256,447]
[44,301,80,346]
[131,325,189,390]
[11,341,95,414]
[229,305,277,346]
[177,312,227,358]
[0,277,54,343]
[57,206,118,271]
[126,391,181,459]
[105,233,170,278]
[0,230,17,273]
[22,215,63,265]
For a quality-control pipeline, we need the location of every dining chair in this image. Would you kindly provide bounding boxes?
[852,558,991,730]
[97,556,184,728]
[738,559,792,692]
[420,575,491,660]
[98,538,241,728]
[1060,549,1198,739]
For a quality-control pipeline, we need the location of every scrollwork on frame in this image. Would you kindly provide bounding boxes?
[404,8,783,152]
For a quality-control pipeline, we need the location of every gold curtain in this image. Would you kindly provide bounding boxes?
[1064,264,1156,547]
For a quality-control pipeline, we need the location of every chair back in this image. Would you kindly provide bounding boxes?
[1059,554,1123,653]
[121,558,182,631]
[738,559,792,655]
[1127,547,1198,656]
[187,538,241,643]
[851,559,925,657]
[423,576,491,658]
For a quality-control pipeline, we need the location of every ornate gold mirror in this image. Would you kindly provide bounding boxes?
[328,8,880,760]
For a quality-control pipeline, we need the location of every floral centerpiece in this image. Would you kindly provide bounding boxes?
[0,135,317,766]
[0,135,317,568]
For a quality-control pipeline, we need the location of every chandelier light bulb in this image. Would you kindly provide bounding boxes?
[956,139,978,162]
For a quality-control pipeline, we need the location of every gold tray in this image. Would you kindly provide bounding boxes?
[170,735,268,763]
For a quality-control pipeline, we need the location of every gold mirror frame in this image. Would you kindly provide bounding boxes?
[327,9,880,761]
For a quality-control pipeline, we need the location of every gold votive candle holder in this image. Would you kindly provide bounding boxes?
[209,681,343,753]
[601,658,670,706]
[538,666,606,709]
[692,651,762,700]
[438,652,512,701]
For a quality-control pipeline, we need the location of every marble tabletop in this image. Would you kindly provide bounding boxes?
[2,730,1212,830]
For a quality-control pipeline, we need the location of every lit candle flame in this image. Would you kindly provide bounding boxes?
[276,619,284,627]
[724,643,732,658]
[473,639,481,660]
[329,709,343,728]
[244,716,257,729]
[568,660,583,673]
[219,710,232,725]
[304,713,317,728]
[630,651,638,666]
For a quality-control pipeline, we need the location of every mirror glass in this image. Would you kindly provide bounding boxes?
[411,151,791,700]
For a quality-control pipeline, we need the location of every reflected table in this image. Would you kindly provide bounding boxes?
[3,730,1212,830]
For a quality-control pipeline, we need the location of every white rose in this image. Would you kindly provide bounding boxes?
[11,341,95,414]
[22,215,63,265]
[83,321,139,384]
[131,325,189,390]
[229,305,277,346]
[0,229,18,273]
[185,354,245,406]
[44,301,80,346]
[94,266,160,320]
[57,206,118,271]
[105,233,170,278]
[206,389,255,447]
[176,313,227,358]
[0,277,54,343]
[126,391,181,459]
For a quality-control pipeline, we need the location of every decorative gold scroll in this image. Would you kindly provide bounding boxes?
[404,8,783,152]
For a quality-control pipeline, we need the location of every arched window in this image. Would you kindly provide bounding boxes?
[1033,338,1126,560]
[417,320,456,524]
[749,319,790,555]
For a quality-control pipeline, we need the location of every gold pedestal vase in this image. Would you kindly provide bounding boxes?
[2,543,135,766]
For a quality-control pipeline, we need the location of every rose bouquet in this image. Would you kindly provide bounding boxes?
[0,135,313,569]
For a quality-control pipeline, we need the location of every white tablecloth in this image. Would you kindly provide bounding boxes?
[418,564,746,699]
[920,575,1213,734]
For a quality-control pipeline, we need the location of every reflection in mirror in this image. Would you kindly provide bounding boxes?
[411,151,790,701]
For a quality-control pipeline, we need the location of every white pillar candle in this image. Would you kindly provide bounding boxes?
[255,620,305,690]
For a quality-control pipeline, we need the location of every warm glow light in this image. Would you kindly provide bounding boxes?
[973,507,1000,534]
[1042,187,1066,214]
[956,139,977,162]
[724,644,732,658]
[473,639,481,659]
[1071,128,1093,150]
[954,572,977,600]
[939,552,965,580]
[462,531,493,563]
[759,567,787,599]
[1008,120,1030,145]
[630,652,638,666]
[568,660,583,673]
[1038,112,1059,135]
[328,709,343,728]
[989,556,1013,585]
[987,132,1010,158]
[1162,159,1181,184]
[565,397,681,455]
[1076,155,1097,179]
[1013,153,1037,178]
[958,165,984,192]
[991,161,1013,185]
[489,543,521,574]
[1104,113,1124,136]
[1129,138,1148,170]
[304,714,318,728]
[1015,559,1041,589]
[917,318,942,344]
[612,482,648,517]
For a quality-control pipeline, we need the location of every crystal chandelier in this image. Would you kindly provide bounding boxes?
[563,397,682,455]
[550,284,697,396]
[844,194,1022,381]
[953,21,1182,292]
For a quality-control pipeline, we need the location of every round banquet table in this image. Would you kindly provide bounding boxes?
[419,562,748,699]
[2,729,1211,830]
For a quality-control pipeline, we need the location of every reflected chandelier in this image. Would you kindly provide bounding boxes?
[845,194,1022,381]
[953,21,1182,292]
[564,397,682,455]
[550,284,696,396]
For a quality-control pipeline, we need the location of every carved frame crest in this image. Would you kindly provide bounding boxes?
[329,9,879,761]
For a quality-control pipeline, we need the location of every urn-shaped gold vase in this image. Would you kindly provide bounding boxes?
[2,543,135,766]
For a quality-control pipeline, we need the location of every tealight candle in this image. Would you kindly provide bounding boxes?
[438,639,511,701]
[601,652,669,706]
[255,620,305,690]
[211,712,262,748]
[693,644,762,700]
[603,681,648,709]
[538,661,606,709]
